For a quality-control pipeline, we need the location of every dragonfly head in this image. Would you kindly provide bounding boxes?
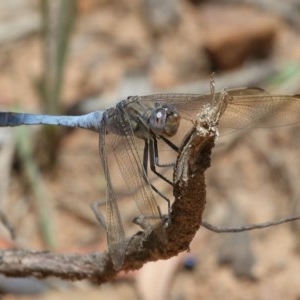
[149,104,180,137]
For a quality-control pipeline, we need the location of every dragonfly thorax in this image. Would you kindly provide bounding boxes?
[115,98,181,140]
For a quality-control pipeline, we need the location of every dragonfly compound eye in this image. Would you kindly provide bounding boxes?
[163,111,180,137]
[149,106,180,137]
[149,108,167,135]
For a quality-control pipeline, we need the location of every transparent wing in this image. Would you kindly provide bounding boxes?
[137,88,300,131]
[221,93,300,130]
[99,120,126,270]
[100,108,165,266]
[108,108,164,232]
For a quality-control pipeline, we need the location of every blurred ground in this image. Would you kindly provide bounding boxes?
[1,0,300,299]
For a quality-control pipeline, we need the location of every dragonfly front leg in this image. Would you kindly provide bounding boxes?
[143,139,171,218]
[149,138,173,186]
[152,137,177,168]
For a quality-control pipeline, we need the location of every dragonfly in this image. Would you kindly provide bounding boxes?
[1,86,300,269]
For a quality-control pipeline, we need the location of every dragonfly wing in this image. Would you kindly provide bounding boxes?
[222,93,300,129]
[138,89,300,132]
[109,108,165,235]
[137,88,267,120]
[99,121,126,270]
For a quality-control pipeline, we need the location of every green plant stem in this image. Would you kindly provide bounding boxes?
[15,126,56,249]
[38,0,76,166]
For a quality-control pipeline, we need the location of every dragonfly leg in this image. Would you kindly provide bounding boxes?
[0,209,16,240]
[143,138,149,175]
[133,206,169,230]
[153,137,176,168]
[150,183,171,219]
[143,140,171,219]
[160,135,179,152]
[149,139,173,186]
[90,200,107,230]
